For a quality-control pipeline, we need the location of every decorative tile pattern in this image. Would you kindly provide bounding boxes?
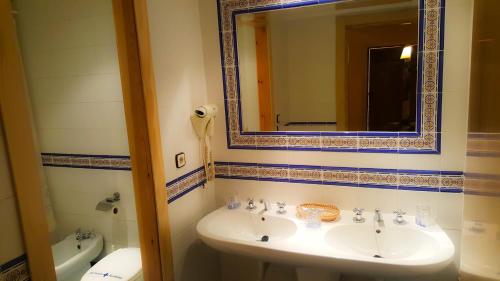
[0,255,29,281]
[215,162,464,193]
[217,0,445,154]
[166,167,207,203]
[41,153,131,171]
[440,173,466,193]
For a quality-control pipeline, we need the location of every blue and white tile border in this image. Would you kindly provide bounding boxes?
[38,152,464,203]
[41,153,131,171]
[166,167,207,203]
[217,0,445,154]
[215,162,464,193]
[0,255,30,281]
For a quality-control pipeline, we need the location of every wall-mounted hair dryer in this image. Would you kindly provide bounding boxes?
[191,105,217,181]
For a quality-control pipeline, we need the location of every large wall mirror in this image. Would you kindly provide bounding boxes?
[218,0,444,153]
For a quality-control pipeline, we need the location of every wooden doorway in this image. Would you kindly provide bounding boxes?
[367,45,417,131]
[0,0,173,280]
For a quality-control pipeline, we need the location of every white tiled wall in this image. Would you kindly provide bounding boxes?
[0,120,26,266]
[199,0,474,280]
[147,0,218,280]
[13,0,138,253]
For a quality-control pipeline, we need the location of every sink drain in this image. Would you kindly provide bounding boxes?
[258,235,269,242]
[373,254,383,258]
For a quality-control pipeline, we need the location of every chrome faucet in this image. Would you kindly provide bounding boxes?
[258,199,269,215]
[276,202,286,214]
[393,209,407,225]
[374,209,384,227]
[246,198,257,210]
[75,228,94,241]
[353,208,365,223]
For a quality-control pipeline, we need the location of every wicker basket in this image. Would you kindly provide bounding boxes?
[296,203,340,222]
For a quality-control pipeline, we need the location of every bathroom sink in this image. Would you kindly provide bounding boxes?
[197,205,455,277]
[199,208,297,242]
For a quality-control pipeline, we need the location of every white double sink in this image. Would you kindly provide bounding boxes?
[197,205,455,277]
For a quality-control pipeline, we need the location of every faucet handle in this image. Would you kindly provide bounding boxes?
[246,198,256,210]
[353,208,364,215]
[393,209,407,225]
[276,202,286,214]
[353,208,365,223]
[75,228,81,239]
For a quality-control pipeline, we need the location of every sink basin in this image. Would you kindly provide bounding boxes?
[200,209,297,242]
[325,224,440,260]
[197,205,455,277]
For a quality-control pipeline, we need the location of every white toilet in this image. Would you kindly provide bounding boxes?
[81,248,143,281]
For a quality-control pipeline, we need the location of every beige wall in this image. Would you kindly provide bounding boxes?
[269,13,336,127]
[468,0,500,133]
[147,0,218,280]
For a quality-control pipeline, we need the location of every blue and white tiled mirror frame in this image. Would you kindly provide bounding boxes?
[217,0,445,154]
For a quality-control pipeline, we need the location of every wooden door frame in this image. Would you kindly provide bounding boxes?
[0,0,173,280]
[254,14,274,131]
[0,1,56,279]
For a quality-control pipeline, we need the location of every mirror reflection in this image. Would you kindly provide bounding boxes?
[236,0,419,132]
[11,0,142,280]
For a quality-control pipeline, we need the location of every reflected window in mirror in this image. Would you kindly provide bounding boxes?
[235,0,419,132]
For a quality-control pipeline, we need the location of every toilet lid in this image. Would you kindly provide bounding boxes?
[81,248,142,281]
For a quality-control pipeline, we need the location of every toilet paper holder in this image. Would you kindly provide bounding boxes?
[95,192,120,212]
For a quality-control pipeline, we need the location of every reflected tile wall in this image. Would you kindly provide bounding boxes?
[461,134,500,280]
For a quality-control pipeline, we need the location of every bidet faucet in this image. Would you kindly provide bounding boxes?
[75,228,94,241]
[374,209,384,227]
